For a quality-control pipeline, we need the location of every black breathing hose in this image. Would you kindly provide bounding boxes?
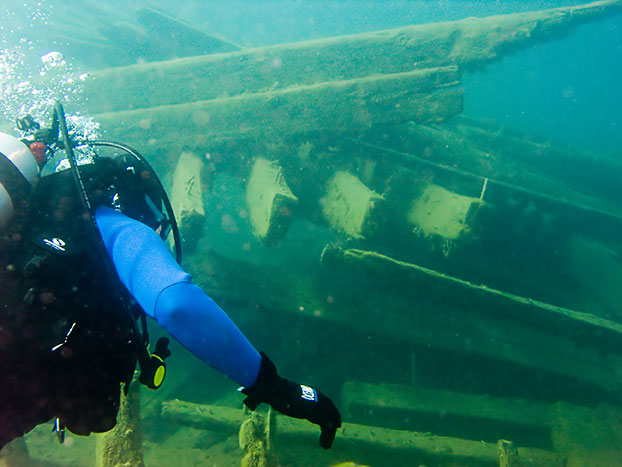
[55,102,93,213]
[54,101,152,367]
[87,140,182,265]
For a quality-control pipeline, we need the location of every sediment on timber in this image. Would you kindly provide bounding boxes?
[161,400,561,466]
[169,151,206,253]
[91,69,463,155]
[83,0,622,113]
[246,158,298,245]
[58,2,622,466]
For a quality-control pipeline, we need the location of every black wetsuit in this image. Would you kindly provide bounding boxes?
[0,160,140,448]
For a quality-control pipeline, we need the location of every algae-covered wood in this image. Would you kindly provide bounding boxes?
[498,440,521,467]
[92,68,462,153]
[169,151,205,252]
[246,158,298,245]
[320,245,622,339]
[95,381,144,467]
[185,249,622,393]
[162,400,561,466]
[357,118,622,220]
[550,403,622,466]
[341,381,554,451]
[320,172,384,239]
[317,245,622,391]
[341,381,552,429]
[407,184,482,240]
[340,129,622,315]
[83,0,622,113]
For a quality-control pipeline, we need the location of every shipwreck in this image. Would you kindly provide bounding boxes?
[49,1,622,465]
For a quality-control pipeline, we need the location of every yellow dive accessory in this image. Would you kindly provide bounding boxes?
[138,337,170,390]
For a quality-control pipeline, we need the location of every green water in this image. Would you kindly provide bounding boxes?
[1,1,622,466]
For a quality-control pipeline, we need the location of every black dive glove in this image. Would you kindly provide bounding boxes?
[241,352,342,449]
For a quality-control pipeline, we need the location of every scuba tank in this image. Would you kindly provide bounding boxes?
[0,132,42,229]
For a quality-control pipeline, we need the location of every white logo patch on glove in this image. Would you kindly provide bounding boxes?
[300,385,318,402]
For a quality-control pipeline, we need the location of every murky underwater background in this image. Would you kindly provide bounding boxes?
[1,1,622,466]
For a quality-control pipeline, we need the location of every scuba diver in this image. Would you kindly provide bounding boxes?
[0,103,341,450]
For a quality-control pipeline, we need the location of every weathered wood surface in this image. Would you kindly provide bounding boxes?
[96,381,144,467]
[91,67,461,152]
[320,245,622,338]
[341,381,556,452]
[83,0,622,113]
[340,129,622,317]
[317,245,622,391]
[246,158,298,245]
[355,118,622,220]
[238,410,278,467]
[340,381,552,429]
[36,4,240,68]
[161,400,561,466]
[320,171,384,239]
[169,151,205,252]
[498,440,521,467]
[186,250,622,393]
[407,183,482,241]
[550,403,622,466]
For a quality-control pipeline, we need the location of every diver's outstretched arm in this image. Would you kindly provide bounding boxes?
[94,206,341,448]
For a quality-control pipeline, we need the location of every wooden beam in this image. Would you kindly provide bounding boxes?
[169,151,205,253]
[318,245,622,391]
[341,381,552,428]
[182,248,622,393]
[246,158,298,246]
[83,0,622,113]
[352,120,622,220]
[320,245,622,338]
[135,7,240,59]
[187,249,622,394]
[92,68,462,153]
[162,400,561,466]
[320,171,384,239]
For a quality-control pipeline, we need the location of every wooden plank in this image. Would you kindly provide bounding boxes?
[169,151,205,253]
[320,245,622,338]
[352,120,622,220]
[341,381,551,429]
[246,158,298,245]
[320,171,384,239]
[317,245,622,391]
[83,0,622,113]
[92,68,462,154]
[185,250,622,393]
[162,400,561,466]
[136,7,240,58]
[551,403,622,466]
[340,381,554,450]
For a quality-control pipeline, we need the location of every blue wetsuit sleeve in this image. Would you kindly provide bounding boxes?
[94,206,261,388]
